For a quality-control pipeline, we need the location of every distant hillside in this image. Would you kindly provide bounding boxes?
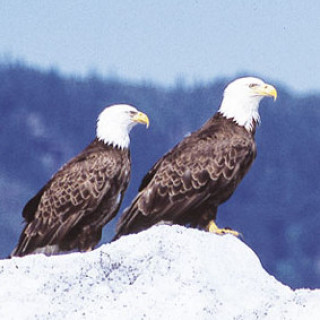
[0,63,319,288]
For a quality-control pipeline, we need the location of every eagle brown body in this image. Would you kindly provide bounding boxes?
[114,113,257,239]
[12,139,130,256]
[114,77,277,240]
[11,104,149,257]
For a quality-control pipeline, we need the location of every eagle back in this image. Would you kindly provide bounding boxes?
[136,113,256,216]
[22,139,130,227]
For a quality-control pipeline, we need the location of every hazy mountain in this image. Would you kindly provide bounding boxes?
[0,63,319,288]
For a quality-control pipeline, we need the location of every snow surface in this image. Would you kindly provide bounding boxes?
[0,225,319,320]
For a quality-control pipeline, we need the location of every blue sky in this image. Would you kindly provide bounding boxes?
[1,0,320,93]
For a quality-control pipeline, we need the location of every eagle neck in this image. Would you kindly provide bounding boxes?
[90,138,130,154]
[218,94,261,133]
[215,112,257,136]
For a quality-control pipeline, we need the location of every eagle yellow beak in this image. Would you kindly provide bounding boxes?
[254,84,277,101]
[132,111,150,128]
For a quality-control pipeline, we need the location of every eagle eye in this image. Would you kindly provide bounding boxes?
[249,83,259,88]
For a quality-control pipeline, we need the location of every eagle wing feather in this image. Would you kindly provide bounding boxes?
[115,122,256,238]
[13,145,125,256]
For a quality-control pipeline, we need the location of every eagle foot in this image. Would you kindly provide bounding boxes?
[207,220,241,237]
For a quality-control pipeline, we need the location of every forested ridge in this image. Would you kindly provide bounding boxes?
[0,63,319,288]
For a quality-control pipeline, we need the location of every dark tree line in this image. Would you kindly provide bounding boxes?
[0,63,319,288]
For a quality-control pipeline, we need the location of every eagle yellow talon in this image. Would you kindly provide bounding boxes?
[207,220,240,237]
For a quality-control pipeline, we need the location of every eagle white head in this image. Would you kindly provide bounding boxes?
[97,104,149,149]
[218,77,277,132]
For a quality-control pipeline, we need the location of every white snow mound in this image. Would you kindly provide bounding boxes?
[0,225,319,320]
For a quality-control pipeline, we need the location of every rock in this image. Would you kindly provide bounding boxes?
[0,225,319,319]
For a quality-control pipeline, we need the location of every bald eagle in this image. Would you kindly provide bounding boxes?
[11,104,149,257]
[114,77,277,240]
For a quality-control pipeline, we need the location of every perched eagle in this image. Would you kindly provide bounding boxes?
[114,77,277,240]
[11,104,149,257]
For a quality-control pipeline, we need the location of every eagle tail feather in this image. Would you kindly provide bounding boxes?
[113,196,143,241]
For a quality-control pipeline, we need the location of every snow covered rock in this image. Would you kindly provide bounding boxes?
[0,225,319,320]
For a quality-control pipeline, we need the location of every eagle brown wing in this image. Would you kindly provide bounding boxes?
[12,141,129,256]
[115,119,256,239]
